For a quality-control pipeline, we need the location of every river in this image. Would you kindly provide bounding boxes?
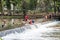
[0,21,60,40]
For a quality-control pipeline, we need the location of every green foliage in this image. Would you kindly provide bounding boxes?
[6,0,11,9]
[29,0,37,10]
[0,0,60,14]
[56,1,60,6]
[11,0,18,6]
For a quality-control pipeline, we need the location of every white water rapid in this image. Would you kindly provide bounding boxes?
[1,21,60,40]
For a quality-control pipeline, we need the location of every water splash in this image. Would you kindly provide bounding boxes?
[1,21,60,40]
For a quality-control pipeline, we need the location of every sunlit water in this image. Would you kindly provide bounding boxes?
[0,21,60,40]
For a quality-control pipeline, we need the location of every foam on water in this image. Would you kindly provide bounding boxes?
[1,21,60,40]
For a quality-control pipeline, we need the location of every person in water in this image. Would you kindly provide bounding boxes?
[25,15,29,21]
[32,19,35,23]
[29,19,35,24]
[29,19,32,24]
[2,20,6,28]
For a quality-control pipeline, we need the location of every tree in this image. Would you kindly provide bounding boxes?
[10,0,22,15]
[6,0,11,15]
[53,0,57,14]
[34,0,37,10]
[56,0,60,13]
[0,0,4,15]
[22,0,27,19]
[29,0,37,10]
[44,0,50,14]
[11,0,17,15]
[21,0,31,19]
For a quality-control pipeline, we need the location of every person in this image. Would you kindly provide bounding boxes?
[32,19,35,24]
[2,20,6,28]
[29,19,32,24]
[49,14,52,19]
[43,15,48,22]
[45,15,48,19]
[25,15,29,21]
[2,22,4,28]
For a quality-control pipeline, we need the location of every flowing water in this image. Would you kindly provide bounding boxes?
[0,21,60,40]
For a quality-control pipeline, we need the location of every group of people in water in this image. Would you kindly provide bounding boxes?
[22,15,35,25]
[1,15,35,28]
[23,13,53,25]
[44,14,52,19]
[1,13,54,28]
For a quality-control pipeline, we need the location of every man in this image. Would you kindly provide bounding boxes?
[25,15,29,21]
[2,20,6,28]
[45,15,48,19]
[29,19,32,24]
